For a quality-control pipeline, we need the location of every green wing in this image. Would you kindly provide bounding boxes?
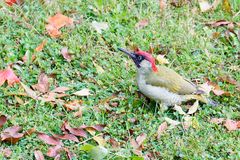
[145,66,197,95]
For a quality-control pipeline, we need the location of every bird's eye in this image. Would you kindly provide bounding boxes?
[138,56,143,61]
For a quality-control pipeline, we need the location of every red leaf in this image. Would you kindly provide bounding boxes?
[224,119,239,131]
[0,148,12,158]
[35,40,47,52]
[47,145,62,157]
[52,134,79,142]
[0,115,7,128]
[38,132,63,146]
[157,122,168,139]
[5,0,17,6]
[34,150,45,160]
[61,47,72,62]
[32,73,49,93]
[61,121,87,138]
[1,126,24,144]
[46,13,73,38]
[0,67,20,86]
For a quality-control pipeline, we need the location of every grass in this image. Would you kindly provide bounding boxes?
[0,0,240,159]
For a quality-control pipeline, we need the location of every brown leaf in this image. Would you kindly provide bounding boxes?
[61,47,72,62]
[205,79,230,96]
[224,119,239,131]
[210,118,225,124]
[37,132,63,146]
[24,128,36,136]
[64,100,83,111]
[157,122,168,139]
[32,73,49,93]
[135,19,149,29]
[136,133,147,147]
[51,87,70,93]
[218,76,238,85]
[1,126,24,144]
[46,13,73,38]
[64,148,75,160]
[0,67,20,86]
[20,82,39,100]
[206,20,232,27]
[35,40,47,52]
[0,115,7,128]
[47,145,62,158]
[108,138,120,149]
[61,121,87,138]
[0,148,12,158]
[34,150,45,160]
[93,135,106,146]
[52,134,79,142]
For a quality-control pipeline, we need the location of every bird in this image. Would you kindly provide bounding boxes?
[118,48,217,108]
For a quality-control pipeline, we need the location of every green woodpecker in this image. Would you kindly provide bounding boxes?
[118,48,217,107]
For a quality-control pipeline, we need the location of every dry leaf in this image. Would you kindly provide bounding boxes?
[32,73,49,93]
[93,135,106,146]
[109,138,120,149]
[73,88,90,96]
[34,150,45,160]
[165,117,180,126]
[0,115,7,128]
[1,126,24,144]
[136,133,147,146]
[37,132,63,146]
[64,100,83,111]
[46,13,73,38]
[199,82,213,95]
[61,47,72,62]
[206,20,231,27]
[224,119,239,131]
[0,67,20,86]
[198,0,212,12]
[157,122,168,139]
[53,134,79,142]
[91,21,109,34]
[156,55,169,64]
[64,148,75,160]
[159,0,167,10]
[47,145,62,158]
[21,82,39,100]
[222,0,232,13]
[61,121,87,138]
[173,105,186,115]
[218,76,238,85]
[135,19,149,29]
[0,148,12,158]
[51,87,70,93]
[187,100,199,114]
[35,40,47,52]
[210,118,225,124]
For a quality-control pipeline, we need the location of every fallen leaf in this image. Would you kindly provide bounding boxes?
[22,52,36,63]
[206,20,231,27]
[73,107,83,117]
[198,0,212,12]
[187,100,199,114]
[165,117,181,126]
[157,122,168,139]
[0,67,20,86]
[0,115,7,128]
[61,47,72,62]
[61,121,87,138]
[5,0,17,6]
[73,88,90,96]
[37,132,63,146]
[93,62,105,74]
[47,145,62,158]
[218,76,238,85]
[20,82,39,100]
[173,105,186,115]
[222,0,232,13]
[35,40,47,52]
[91,21,108,34]
[108,138,120,149]
[64,148,75,160]
[24,128,36,136]
[64,100,83,111]
[0,148,12,158]
[1,126,24,144]
[199,82,213,95]
[156,54,169,64]
[224,119,239,131]
[46,13,73,38]
[210,118,225,124]
[34,150,45,160]
[135,19,149,29]
[159,0,167,10]
[93,135,106,146]
[32,73,49,93]
[52,134,79,142]
[51,87,70,93]
[136,133,147,147]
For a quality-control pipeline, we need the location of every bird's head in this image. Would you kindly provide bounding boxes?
[118,48,158,72]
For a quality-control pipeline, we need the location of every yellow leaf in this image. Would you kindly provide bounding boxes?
[93,135,106,146]
[222,0,232,14]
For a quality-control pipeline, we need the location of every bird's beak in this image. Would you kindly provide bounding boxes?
[118,48,137,60]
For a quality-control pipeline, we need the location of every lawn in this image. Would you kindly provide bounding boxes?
[0,0,239,159]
